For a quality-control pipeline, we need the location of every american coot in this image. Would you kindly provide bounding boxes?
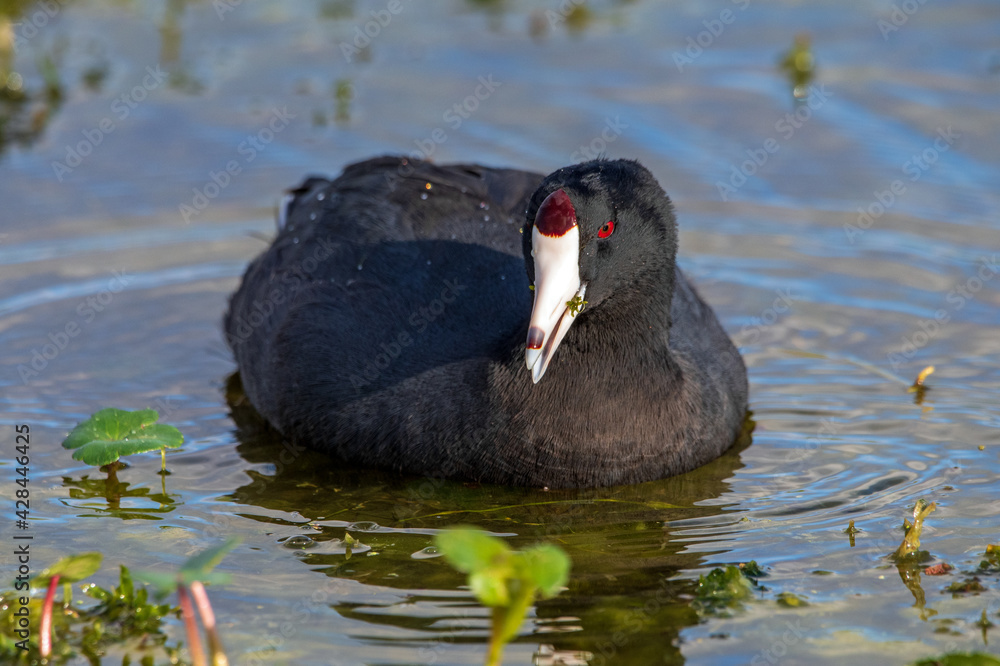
[225,156,748,488]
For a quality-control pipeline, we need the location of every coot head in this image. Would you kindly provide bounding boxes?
[522,159,679,382]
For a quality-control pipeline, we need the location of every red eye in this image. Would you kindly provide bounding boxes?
[598,220,615,239]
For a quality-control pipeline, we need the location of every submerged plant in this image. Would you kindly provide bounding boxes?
[62,407,184,473]
[435,528,570,666]
[691,565,757,618]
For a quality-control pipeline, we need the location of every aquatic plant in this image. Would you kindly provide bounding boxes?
[1,556,177,664]
[435,528,570,666]
[33,553,102,658]
[691,564,757,618]
[62,408,184,472]
[137,537,239,666]
[895,499,937,560]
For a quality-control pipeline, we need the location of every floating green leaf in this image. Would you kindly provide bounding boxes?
[62,408,183,466]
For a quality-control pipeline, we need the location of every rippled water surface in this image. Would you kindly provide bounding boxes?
[2,1,999,664]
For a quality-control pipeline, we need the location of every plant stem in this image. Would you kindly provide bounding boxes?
[177,583,207,666]
[191,580,229,666]
[485,585,535,666]
[160,447,167,472]
[485,608,506,666]
[40,574,59,657]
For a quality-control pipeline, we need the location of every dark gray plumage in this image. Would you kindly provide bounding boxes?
[225,155,747,488]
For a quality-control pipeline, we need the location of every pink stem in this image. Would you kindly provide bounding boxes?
[177,584,207,666]
[190,581,228,665]
[40,574,59,657]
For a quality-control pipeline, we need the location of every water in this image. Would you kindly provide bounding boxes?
[2,1,999,664]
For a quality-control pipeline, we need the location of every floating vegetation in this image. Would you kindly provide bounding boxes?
[979,545,1000,573]
[943,577,986,597]
[779,32,815,100]
[691,565,756,618]
[776,592,809,608]
[334,78,353,124]
[895,499,937,561]
[845,519,861,547]
[62,408,184,472]
[909,365,936,404]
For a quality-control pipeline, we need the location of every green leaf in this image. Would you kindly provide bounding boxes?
[32,552,103,586]
[62,408,184,466]
[776,592,809,608]
[180,537,240,580]
[518,544,570,597]
[133,571,180,597]
[469,570,510,607]
[435,528,511,573]
[692,565,756,617]
[135,538,239,597]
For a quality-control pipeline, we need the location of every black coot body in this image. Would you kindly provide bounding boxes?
[225,156,747,488]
